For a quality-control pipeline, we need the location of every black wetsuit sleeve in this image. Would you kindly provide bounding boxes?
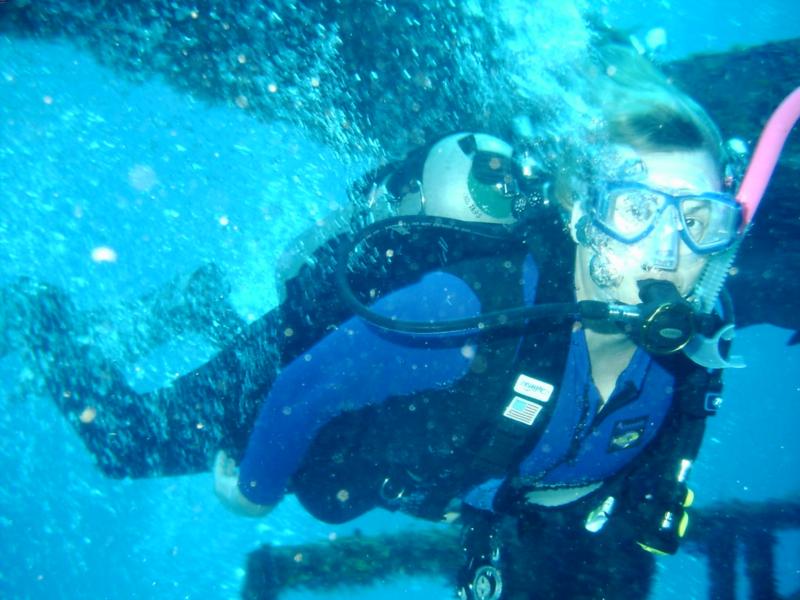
[28,237,352,478]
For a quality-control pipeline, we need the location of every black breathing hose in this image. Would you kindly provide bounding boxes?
[333,216,612,337]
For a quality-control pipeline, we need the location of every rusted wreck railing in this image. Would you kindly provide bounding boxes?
[684,499,800,600]
[242,498,800,600]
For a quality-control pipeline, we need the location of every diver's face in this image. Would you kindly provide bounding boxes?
[573,149,722,305]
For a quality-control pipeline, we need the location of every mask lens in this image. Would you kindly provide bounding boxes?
[603,187,661,239]
[680,196,740,251]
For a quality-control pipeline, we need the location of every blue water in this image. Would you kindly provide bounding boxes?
[1,2,799,598]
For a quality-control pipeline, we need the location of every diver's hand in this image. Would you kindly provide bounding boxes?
[213,451,274,518]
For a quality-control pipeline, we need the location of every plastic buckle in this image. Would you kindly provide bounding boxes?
[704,392,723,414]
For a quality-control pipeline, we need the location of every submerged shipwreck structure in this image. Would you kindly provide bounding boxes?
[241,499,800,600]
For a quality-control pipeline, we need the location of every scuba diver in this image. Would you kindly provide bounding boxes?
[2,35,798,599]
[211,118,737,597]
[212,49,800,599]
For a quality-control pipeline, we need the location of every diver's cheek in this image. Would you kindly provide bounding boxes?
[613,273,649,305]
[624,281,647,305]
[676,248,709,296]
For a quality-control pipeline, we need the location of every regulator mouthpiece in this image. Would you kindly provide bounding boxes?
[632,280,695,354]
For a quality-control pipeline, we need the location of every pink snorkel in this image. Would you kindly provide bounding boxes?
[737,86,800,225]
[687,86,800,369]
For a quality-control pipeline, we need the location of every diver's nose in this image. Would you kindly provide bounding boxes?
[646,205,679,271]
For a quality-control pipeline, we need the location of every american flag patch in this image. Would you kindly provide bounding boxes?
[503,397,543,426]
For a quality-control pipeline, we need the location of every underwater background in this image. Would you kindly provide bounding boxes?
[1,1,799,598]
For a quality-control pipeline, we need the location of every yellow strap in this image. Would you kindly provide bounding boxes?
[636,542,669,556]
[678,512,690,538]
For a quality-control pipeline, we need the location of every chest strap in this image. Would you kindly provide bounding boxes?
[402,321,574,520]
[396,232,577,520]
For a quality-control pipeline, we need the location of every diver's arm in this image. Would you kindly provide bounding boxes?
[235,271,481,515]
[213,451,274,518]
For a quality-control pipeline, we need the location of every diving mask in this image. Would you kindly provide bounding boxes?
[592,181,743,255]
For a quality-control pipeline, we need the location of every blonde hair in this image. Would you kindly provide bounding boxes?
[551,40,725,211]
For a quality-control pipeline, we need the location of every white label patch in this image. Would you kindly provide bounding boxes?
[513,374,554,403]
[503,397,543,426]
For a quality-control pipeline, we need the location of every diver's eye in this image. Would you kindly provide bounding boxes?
[681,200,712,243]
[685,216,701,232]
